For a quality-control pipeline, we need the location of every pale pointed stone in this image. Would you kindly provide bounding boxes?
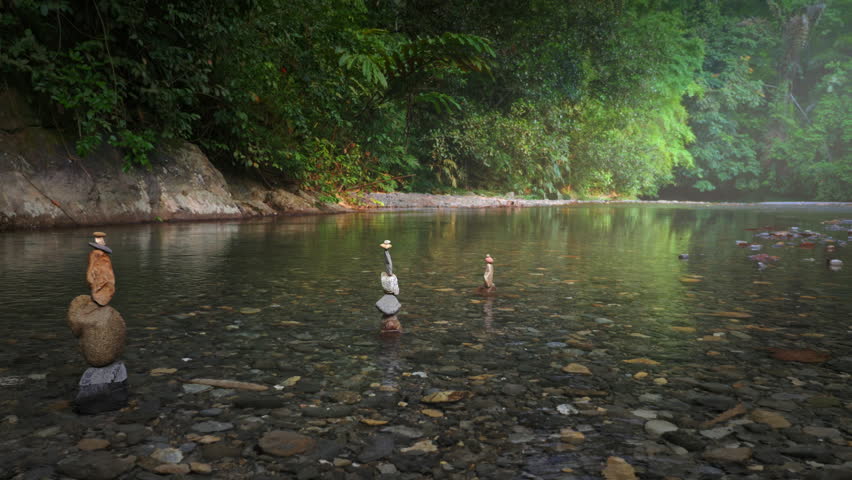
[562,363,592,375]
[750,409,791,429]
[484,263,494,288]
[381,272,399,295]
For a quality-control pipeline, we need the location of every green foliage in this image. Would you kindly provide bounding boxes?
[288,138,397,202]
[764,0,852,200]
[676,2,768,193]
[1,0,246,169]
[671,0,852,199]
[338,31,495,90]
[415,92,461,115]
[1,0,848,200]
[423,6,701,198]
[429,100,570,197]
[769,59,851,200]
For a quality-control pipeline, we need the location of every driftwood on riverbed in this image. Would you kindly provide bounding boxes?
[185,378,269,391]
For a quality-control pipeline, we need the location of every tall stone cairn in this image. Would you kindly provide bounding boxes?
[375,240,402,334]
[66,232,128,413]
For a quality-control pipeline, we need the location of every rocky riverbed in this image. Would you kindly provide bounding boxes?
[2,301,851,479]
[1,206,851,479]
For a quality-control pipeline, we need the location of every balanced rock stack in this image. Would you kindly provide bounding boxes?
[375,240,402,334]
[66,232,129,414]
[477,254,496,295]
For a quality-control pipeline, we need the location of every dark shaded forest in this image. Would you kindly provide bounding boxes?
[1,0,849,201]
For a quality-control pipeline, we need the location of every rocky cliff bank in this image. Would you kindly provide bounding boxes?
[0,126,342,232]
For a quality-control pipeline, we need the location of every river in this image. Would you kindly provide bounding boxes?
[1,204,850,479]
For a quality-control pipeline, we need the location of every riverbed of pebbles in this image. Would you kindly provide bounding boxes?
[2,298,851,480]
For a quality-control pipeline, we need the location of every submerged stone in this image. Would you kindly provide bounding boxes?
[150,448,183,464]
[644,420,678,437]
[74,361,129,414]
[183,384,212,394]
[259,430,316,457]
[77,438,110,451]
[57,451,134,480]
[750,409,791,428]
[703,447,753,463]
[662,431,704,452]
[358,434,395,463]
[232,394,287,409]
[191,421,234,433]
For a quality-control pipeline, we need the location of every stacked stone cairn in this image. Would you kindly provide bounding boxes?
[375,240,402,334]
[476,254,496,295]
[66,232,128,414]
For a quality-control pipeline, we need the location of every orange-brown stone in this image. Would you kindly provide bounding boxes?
[258,430,316,457]
[87,250,115,306]
[770,349,830,363]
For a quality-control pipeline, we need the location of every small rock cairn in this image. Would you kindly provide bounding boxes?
[66,232,129,414]
[477,254,496,295]
[375,240,402,334]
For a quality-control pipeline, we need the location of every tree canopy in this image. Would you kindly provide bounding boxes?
[1,0,849,200]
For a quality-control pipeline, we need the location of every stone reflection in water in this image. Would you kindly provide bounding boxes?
[134,222,241,272]
[377,334,403,390]
[482,296,495,332]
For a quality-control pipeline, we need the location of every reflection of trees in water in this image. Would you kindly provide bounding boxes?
[4,205,850,335]
[0,222,245,323]
[118,222,242,305]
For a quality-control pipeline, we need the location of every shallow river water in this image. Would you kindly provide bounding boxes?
[1,205,851,480]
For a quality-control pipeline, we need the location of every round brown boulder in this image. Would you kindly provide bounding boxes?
[67,295,126,367]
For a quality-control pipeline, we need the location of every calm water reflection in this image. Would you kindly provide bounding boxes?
[0,204,850,368]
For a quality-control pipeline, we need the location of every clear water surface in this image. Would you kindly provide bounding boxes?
[2,205,850,340]
[1,204,851,477]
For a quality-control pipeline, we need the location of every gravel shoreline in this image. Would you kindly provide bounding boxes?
[362,193,852,209]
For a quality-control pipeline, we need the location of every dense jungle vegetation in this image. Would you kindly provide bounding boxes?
[1,0,849,201]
